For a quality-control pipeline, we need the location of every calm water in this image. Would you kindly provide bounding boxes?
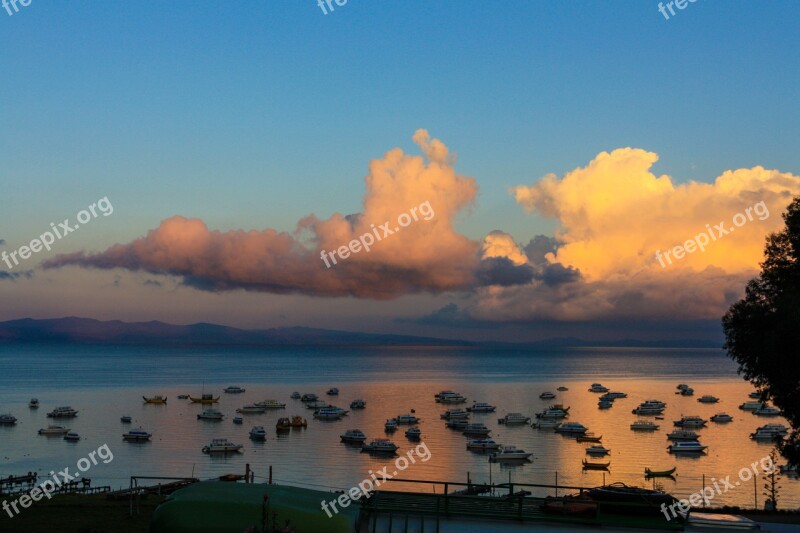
[0,344,797,509]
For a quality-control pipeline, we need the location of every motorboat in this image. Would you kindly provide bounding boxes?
[531,419,560,429]
[467,438,501,451]
[276,418,291,431]
[143,395,167,404]
[250,426,267,440]
[224,386,245,394]
[190,394,219,404]
[340,429,367,444]
[642,400,667,408]
[539,392,556,399]
[361,439,398,454]
[437,393,467,404]
[739,401,766,411]
[120,415,132,423]
[598,400,612,409]
[677,384,690,391]
[123,428,152,441]
[197,409,224,420]
[445,419,469,430]
[38,425,69,435]
[236,404,267,414]
[466,402,496,413]
[673,416,707,428]
[395,414,420,424]
[300,393,319,403]
[255,400,286,409]
[582,459,610,470]
[350,399,366,409]
[498,412,531,425]
[384,418,398,431]
[585,445,610,455]
[535,405,570,419]
[489,446,532,462]
[47,406,78,418]
[668,441,707,453]
[290,392,301,399]
[697,395,719,403]
[462,423,491,436]
[305,400,329,409]
[327,388,339,396]
[434,390,457,399]
[29,398,39,408]
[750,424,788,441]
[63,431,81,442]
[710,413,733,423]
[630,420,659,431]
[632,401,665,415]
[202,438,243,454]
[576,433,602,443]
[586,483,675,507]
[557,386,569,391]
[441,409,470,419]
[233,416,243,425]
[588,383,609,393]
[290,415,308,428]
[177,394,189,399]
[605,391,627,399]
[554,422,588,435]
[679,388,695,396]
[645,467,677,478]
[405,427,421,440]
[754,406,782,417]
[749,391,763,399]
[0,413,17,425]
[667,430,700,441]
[314,407,345,420]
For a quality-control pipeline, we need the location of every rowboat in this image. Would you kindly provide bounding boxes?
[190,394,219,404]
[582,459,609,470]
[645,467,676,477]
[576,434,602,443]
[143,395,167,404]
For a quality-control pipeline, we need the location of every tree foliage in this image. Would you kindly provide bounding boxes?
[723,196,800,465]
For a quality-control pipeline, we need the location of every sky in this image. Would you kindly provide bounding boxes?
[1,1,799,343]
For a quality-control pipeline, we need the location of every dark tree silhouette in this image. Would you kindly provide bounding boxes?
[723,196,800,465]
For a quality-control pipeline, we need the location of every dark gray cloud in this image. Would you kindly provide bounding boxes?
[476,257,535,286]
[524,235,559,265]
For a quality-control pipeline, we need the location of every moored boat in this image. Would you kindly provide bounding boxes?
[250,426,266,440]
[535,405,570,419]
[489,446,532,462]
[441,409,470,419]
[123,428,152,441]
[645,467,676,478]
[223,386,245,394]
[190,394,219,404]
[754,406,781,417]
[300,393,319,403]
[290,392,301,399]
[666,429,699,441]
[350,399,366,409]
[630,420,659,431]
[361,438,398,454]
[466,402,496,413]
[394,414,419,424]
[710,413,733,423]
[668,441,707,453]
[276,417,291,431]
[445,419,469,430]
[598,400,612,409]
[462,423,491,436]
[120,415,132,423]
[255,399,286,409]
[63,431,81,442]
[233,416,243,425]
[673,416,707,428]
[384,418,398,431]
[557,386,568,391]
[326,387,339,396]
[554,422,588,435]
[143,395,167,404]
[314,407,345,420]
[290,415,307,428]
[739,401,766,411]
[679,387,694,396]
[585,445,610,455]
[0,413,17,425]
[750,424,788,441]
[437,392,467,404]
[405,427,421,440]
[236,404,266,414]
[202,438,242,454]
[697,395,719,403]
[340,429,367,444]
[29,398,39,408]
[47,406,78,418]
[38,425,69,435]
[539,392,556,399]
[197,409,224,420]
[576,433,602,442]
[467,438,501,451]
[582,459,609,470]
[586,483,676,508]
[588,383,609,393]
[498,412,531,425]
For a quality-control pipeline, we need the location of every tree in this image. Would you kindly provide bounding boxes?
[762,449,782,511]
[723,196,800,465]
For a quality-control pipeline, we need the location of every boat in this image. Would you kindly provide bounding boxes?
[588,383,609,393]
[38,425,69,435]
[120,415,132,423]
[554,422,588,435]
[249,426,267,440]
[29,398,39,408]
[300,393,319,403]
[750,424,788,441]
[289,415,307,428]
[489,446,532,462]
[535,405,570,419]
[710,413,733,423]
[434,390,457,399]
[47,406,78,418]
[541,494,597,517]
[598,400,612,409]
[233,416,243,425]
[314,407,345,420]
[255,400,286,409]
[445,419,469,430]
[557,386,568,391]
[63,431,81,442]
[437,393,467,404]
[202,438,243,454]
[581,459,609,470]
[236,404,266,414]
[632,403,665,415]
[361,439,398,454]
[290,392,301,399]
[666,429,700,441]
[586,483,676,507]
[276,418,291,431]
[576,433,602,442]
[467,438,501,451]
[645,467,677,478]
[679,388,694,396]
[462,423,491,436]
[749,391,763,399]
[405,427,421,440]
[340,429,367,444]
[223,386,245,394]
[586,445,610,455]
[668,441,707,453]
[177,394,189,400]
[350,399,366,409]
[305,400,329,409]
[779,464,799,474]
[739,401,766,411]
[384,418,398,431]
[189,394,219,404]
[0,413,17,425]
[326,388,339,396]
[539,392,556,399]
[697,395,719,403]
[498,412,531,425]
[395,414,420,424]
[673,416,707,428]
[441,409,470,419]
[630,420,659,431]
[466,402,496,413]
[197,409,224,420]
[123,428,152,441]
[143,395,167,404]
[677,384,690,390]
[606,391,627,399]
[754,406,782,416]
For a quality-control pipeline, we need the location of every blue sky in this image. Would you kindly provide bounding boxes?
[1,1,799,342]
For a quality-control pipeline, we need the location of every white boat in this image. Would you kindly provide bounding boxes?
[123,428,152,441]
[445,419,469,429]
[223,386,246,394]
[710,413,733,423]
[236,404,266,414]
[384,418,398,431]
[0,413,17,425]
[630,420,660,431]
[314,407,346,420]
[554,422,588,435]
[697,395,719,403]
[437,393,467,404]
[197,409,224,420]
[531,419,560,429]
[47,406,78,418]
[202,438,243,454]
[63,431,81,442]
[255,400,286,409]
[586,445,610,455]
[434,390,456,399]
[750,424,788,441]
[405,427,421,439]
[441,409,470,419]
[667,429,700,441]
[539,392,556,399]
[341,429,367,444]
[467,438,500,451]
[466,402,496,413]
[120,415,132,423]
[395,414,420,424]
[38,425,69,435]
[489,446,532,462]
[668,441,707,454]
[535,405,570,419]
[498,413,531,425]
[361,439,398,453]
[754,406,781,417]
[673,416,707,428]
[327,388,339,396]
[632,405,664,415]
[300,393,319,403]
[305,400,329,409]
[462,423,491,436]
[739,401,766,411]
[643,400,667,408]
[29,398,39,408]
[233,416,243,425]
[350,399,366,409]
[588,383,609,393]
[249,426,266,440]
[290,392,301,399]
